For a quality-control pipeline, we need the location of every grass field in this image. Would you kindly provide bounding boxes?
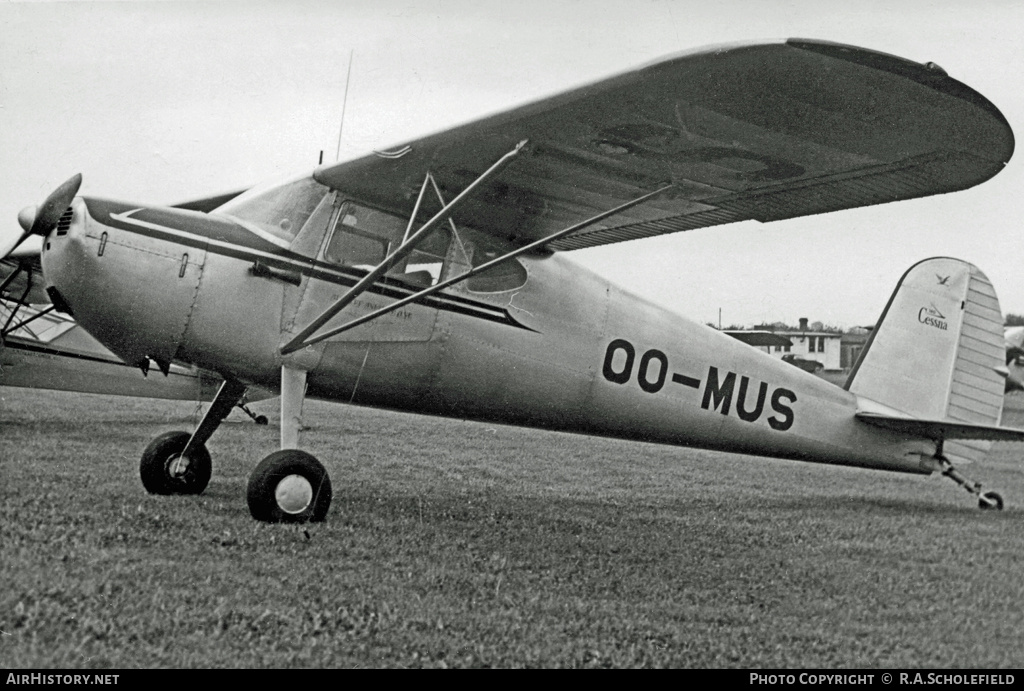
[2,386,1024,668]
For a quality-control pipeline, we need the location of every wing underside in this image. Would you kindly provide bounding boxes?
[314,39,1014,250]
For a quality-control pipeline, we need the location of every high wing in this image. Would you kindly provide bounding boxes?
[313,39,1014,250]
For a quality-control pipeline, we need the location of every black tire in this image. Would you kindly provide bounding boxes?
[247,449,332,523]
[254,415,269,426]
[140,431,212,495]
[979,491,1004,511]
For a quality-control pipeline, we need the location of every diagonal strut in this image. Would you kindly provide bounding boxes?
[291,183,674,347]
[281,139,529,355]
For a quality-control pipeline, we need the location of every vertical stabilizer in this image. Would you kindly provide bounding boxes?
[847,257,1005,464]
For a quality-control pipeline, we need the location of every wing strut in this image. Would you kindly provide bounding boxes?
[1,266,35,336]
[286,183,674,348]
[3,305,56,339]
[0,262,26,297]
[281,139,529,355]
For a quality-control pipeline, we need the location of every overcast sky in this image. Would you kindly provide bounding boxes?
[2,0,1022,328]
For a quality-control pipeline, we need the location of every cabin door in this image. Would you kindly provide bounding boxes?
[283,198,448,343]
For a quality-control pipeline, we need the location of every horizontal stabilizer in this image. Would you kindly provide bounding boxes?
[856,411,1024,443]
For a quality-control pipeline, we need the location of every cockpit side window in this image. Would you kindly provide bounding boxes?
[324,202,450,288]
[216,177,331,243]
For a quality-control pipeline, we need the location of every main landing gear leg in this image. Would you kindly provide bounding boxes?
[246,365,332,523]
[140,379,248,495]
[939,456,1004,511]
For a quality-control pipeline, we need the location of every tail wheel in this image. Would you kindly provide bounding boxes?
[140,431,212,495]
[247,449,332,523]
[979,491,1004,511]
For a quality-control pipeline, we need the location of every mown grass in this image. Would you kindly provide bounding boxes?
[2,387,1024,668]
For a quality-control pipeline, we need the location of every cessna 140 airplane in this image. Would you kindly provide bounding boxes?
[5,39,1022,522]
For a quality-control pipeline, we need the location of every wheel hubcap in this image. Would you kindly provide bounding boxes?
[275,474,314,514]
[167,453,190,479]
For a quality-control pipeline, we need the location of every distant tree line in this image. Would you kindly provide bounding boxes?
[710,321,849,333]
[751,322,845,333]
[712,314,1024,331]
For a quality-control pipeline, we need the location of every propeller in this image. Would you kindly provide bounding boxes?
[2,174,82,259]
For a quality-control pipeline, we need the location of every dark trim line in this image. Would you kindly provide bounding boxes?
[84,198,536,332]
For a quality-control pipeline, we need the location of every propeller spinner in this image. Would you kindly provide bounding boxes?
[2,173,82,259]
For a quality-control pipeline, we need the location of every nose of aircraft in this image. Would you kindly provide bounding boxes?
[38,186,216,374]
[2,174,82,259]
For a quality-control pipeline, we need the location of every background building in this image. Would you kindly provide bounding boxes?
[745,318,843,371]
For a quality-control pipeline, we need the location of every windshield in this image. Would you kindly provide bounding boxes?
[215,176,331,243]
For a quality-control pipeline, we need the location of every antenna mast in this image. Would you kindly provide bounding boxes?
[334,49,355,162]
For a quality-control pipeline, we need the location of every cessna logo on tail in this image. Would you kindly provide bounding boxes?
[918,304,948,330]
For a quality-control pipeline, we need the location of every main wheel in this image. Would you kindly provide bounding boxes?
[140,431,212,495]
[979,491,1004,511]
[247,449,332,523]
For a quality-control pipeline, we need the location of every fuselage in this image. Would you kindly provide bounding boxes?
[39,181,936,475]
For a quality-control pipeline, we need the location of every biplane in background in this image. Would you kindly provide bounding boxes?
[1,251,271,421]
[1005,326,1024,393]
[1007,326,1024,366]
[5,39,1022,521]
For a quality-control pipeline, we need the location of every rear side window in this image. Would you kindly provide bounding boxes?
[464,238,528,293]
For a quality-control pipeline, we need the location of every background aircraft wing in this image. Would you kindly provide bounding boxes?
[1,249,48,305]
[2,330,276,403]
[2,332,217,400]
[1,298,275,404]
[315,39,1014,250]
